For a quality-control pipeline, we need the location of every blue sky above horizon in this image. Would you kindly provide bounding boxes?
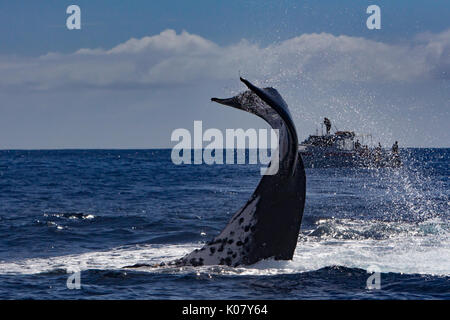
[0,1,449,148]
[2,0,450,55]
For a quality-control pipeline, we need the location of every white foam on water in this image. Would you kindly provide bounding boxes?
[0,244,192,275]
[0,218,448,277]
[225,218,450,277]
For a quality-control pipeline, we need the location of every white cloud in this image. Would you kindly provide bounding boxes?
[0,29,449,91]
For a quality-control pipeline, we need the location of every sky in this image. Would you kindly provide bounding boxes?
[0,0,449,149]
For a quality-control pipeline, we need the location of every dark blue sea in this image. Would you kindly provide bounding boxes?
[0,149,448,299]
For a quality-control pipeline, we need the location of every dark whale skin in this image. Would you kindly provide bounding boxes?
[124,78,306,269]
[171,78,306,267]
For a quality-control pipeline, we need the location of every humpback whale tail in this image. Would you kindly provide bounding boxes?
[124,78,306,269]
[171,78,306,267]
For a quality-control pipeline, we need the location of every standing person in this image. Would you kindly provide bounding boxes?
[374,142,382,163]
[324,117,331,135]
[392,141,399,153]
[391,141,401,166]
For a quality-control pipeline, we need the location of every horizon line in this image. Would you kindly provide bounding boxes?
[1,146,449,151]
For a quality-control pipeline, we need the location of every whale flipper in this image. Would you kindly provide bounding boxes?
[171,78,306,267]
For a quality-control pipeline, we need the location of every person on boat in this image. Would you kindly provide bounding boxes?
[324,117,331,135]
[390,140,401,166]
[392,141,399,153]
[355,139,361,150]
[374,142,383,163]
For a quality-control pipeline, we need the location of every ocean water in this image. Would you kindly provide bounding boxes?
[0,149,448,299]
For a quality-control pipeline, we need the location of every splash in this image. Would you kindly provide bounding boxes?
[1,216,448,277]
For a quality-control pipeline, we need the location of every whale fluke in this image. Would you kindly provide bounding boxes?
[163,78,306,268]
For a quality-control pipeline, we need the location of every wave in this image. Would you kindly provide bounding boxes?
[0,217,448,277]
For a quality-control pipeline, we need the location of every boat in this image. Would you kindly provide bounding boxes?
[298,118,401,168]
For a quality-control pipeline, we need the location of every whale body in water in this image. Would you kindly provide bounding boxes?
[125,78,306,269]
[170,78,306,267]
